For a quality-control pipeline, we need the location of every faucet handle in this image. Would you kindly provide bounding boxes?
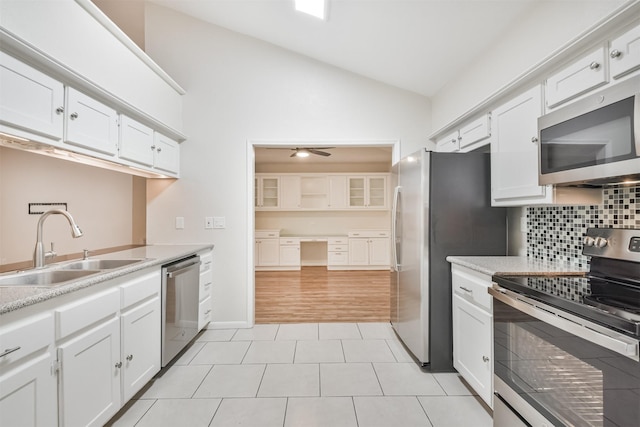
[45,242,57,259]
[83,249,90,260]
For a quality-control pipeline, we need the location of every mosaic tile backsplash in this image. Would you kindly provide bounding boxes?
[527,185,640,268]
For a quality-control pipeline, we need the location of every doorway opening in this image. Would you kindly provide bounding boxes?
[247,140,399,325]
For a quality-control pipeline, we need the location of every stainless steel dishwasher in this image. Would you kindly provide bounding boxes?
[161,255,201,367]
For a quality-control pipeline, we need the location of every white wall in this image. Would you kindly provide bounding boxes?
[430,0,627,130]
[0,147,136,265]
[144,4,431,326]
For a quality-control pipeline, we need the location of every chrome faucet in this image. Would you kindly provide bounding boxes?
[33,209,83,269]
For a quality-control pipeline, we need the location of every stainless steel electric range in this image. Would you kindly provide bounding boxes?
[490,228,640,427]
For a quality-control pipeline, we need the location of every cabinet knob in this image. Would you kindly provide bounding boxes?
[115,361,122,368]
[126,354,133,361]
[531,136,539,144]
[70,112,79,120]
[610,49,621,59]
[589,61,600,70]
[157,147,162,153]
[150,145,156,150]
[482,356,490,362]
[55,107,64,115]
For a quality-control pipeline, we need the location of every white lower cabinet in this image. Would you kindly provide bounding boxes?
[58,316,121,427]
[348,231,390,270]
[255,238,280,267]
[451,265,493,408]
[0,313,57,427]
[198,250,214,330]
[279,238,301,268]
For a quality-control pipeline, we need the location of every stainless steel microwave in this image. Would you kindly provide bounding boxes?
[538,75,640,186]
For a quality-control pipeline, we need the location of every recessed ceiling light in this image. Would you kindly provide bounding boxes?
[294,0,327,20]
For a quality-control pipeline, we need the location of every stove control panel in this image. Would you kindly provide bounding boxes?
[583,228,640,261]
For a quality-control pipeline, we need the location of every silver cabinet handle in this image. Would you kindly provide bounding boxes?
[56,107,64,115]
[531,136,539,144]
[610,49,621,59]
[150,145,156,150]
[157,147,162,153]
[205,309,212,315]
[589,61,600,70]
[115,361,122,368]
[70,112,79,120]
[126,354,133,361]
[451,139,457,144]
[460,286,473,293]
[0,346,21,357]
[482,356,490,362]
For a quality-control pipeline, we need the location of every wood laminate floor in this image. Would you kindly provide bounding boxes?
[255,267,391,323]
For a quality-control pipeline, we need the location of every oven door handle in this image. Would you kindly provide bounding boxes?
[489,284,639,361]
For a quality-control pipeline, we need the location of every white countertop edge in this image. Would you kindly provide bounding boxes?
[0,244,213,315]
[446,255,587,276]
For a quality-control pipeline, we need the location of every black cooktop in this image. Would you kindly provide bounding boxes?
[492,274,640,338]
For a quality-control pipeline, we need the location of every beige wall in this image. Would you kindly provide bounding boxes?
[0,147,144,265]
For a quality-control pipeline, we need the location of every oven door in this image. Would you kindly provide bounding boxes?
[490,286,640,427]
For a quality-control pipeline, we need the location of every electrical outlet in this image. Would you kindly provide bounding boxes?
[205,217,214,229]
[213,217,226,229]
[175,217,185,229]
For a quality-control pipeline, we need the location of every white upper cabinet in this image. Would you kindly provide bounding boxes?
[0,51,64,141]
[280,176,302,209]
[64,87,118,156]
[610,22,640,80]
[545,46,608,108]
[327,175,348,209]
[435,130,460,152]
[119,115,155,167]
[491,85,553,206]
[459,114,491,151]
[255,176,280,209]
[153,133,180,175]
[348,176,387,209]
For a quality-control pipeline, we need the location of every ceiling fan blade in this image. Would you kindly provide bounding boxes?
[308,149,331,156]
[290,152,298,157]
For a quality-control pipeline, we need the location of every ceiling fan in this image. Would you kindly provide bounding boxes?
[268,147,334,158]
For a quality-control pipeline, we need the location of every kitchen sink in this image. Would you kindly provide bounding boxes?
[0,269,101,287]
[61,259,145,270]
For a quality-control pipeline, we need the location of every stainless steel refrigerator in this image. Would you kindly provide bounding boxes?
[390,149,506,371]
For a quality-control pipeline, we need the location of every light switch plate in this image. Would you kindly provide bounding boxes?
[213,217,226,229]
[175,217,185,229]
[205,217,214,229]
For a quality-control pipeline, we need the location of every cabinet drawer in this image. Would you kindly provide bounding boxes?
[280,238,300,245]
[200,271,213,301]
[0,313,53,367]
[328,244,347,252]
[451,265,492,312]
[200,252,213,273]
[546,46,607,108]
[198,296,212,329]
[328,251,348,265]
[255,230,280,238]
[120,269,160,309]
[348,230,390,238]
[328,237,348,245]
[55,288,119,339]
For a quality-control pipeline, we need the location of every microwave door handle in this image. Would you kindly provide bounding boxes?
[635,93,640,154]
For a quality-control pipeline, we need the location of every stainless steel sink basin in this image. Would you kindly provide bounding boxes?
[61,259,144,270]
[0,269,101,287]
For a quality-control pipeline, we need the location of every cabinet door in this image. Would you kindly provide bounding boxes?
[545,46,607,108]
[256,238,280,266]
[58,317,121,427]
[121,297,161,402]
[368,238,390,266]
[459,114,490,150]
[491,86,552,206]
[610,23,640,80]
[279,244,300,266]
[64,88,118,156]
[348,177,366,207]
[153,133,180,174]
[280,176,301,209]
[0,51,64,140]
[348,239,369,265]
[452,294,493,408]
[119,115,154,167]
[327,175,347,209]
[256,176,279,208]
[367,176,387,208]
[0,354,58,427]
[435,131,460,152]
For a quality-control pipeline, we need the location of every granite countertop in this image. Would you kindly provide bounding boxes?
[0,244,213,315]
[446,255,587,276]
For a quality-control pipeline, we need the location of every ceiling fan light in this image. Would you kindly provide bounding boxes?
[296,150,310,158]
[294,0,327,20]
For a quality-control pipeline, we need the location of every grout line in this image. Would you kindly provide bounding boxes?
[370,362,385,396]
[190,364,215,398]
[255,363,268,398]
[351,396,360,427]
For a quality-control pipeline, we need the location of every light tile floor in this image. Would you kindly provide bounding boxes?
[107,322,492,427]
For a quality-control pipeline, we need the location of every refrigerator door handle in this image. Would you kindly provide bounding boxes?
[391,185,401,271]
